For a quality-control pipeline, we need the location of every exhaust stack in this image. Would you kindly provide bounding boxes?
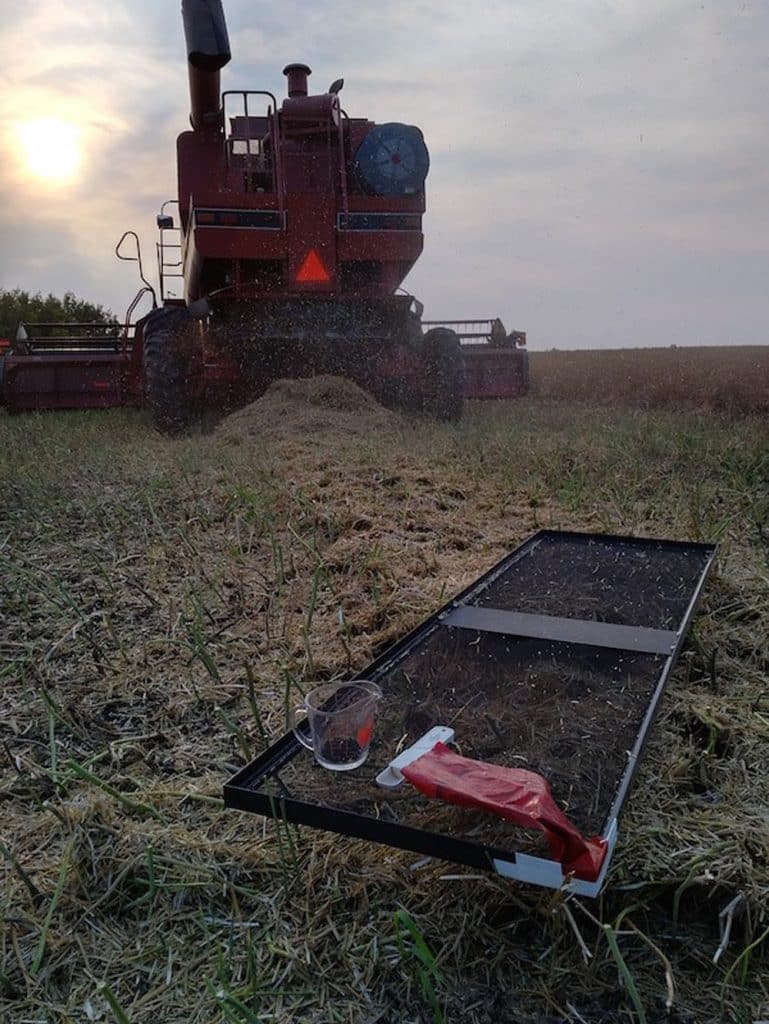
[182,0,231,131]
[283,63,311,97]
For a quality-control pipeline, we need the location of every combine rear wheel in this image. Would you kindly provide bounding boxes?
[142,306,201,434]
[422,327,464,422]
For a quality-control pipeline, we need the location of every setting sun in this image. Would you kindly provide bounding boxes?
[18,118,82,184]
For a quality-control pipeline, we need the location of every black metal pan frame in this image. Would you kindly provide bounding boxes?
[224,530,717,896]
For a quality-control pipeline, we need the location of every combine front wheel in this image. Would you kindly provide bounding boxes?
[422,327,464,422]
[142,306,201,434]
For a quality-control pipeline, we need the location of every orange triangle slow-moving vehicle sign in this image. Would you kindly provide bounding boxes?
[296,249,330,283]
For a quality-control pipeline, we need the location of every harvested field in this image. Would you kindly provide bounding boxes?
[1,379,769,1023]
[528,345,769,414]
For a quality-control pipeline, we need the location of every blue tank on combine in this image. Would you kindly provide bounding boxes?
[353,123,430,196]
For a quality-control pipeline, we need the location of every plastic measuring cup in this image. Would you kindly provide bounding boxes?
[290,681,383,771]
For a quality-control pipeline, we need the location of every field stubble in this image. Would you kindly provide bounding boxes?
[1,376,768,1023]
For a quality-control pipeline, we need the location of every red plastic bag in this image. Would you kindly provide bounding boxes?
[401,742,607,881]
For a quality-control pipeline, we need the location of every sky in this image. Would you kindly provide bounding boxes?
[0,0,767,349]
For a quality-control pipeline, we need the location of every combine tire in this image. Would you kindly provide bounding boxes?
[422,327,464,422]
[142,307,200,434]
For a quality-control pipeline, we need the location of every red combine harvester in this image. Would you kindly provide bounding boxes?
[0,0,528,427]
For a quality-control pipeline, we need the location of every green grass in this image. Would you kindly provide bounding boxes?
[1,394,768,1023]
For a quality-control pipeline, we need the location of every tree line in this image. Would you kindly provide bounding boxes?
[0,289,113,340]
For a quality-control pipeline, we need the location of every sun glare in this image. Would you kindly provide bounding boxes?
[18,118,82,184]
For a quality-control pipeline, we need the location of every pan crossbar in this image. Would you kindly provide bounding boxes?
[440,606,678,655]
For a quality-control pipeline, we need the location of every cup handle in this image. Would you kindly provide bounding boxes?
[289,706,313,750]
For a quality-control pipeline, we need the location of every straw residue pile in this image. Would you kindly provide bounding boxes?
[216,375,396,447]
